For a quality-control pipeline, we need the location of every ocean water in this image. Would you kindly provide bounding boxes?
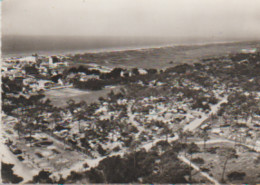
[2,35,242,58]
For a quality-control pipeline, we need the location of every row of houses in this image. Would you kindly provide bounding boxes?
[4,55,68,68]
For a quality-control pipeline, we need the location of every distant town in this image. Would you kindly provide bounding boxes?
[1,45,260,184]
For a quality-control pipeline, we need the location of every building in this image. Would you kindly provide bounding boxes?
[49,56,68,68]
[18,56,38,64]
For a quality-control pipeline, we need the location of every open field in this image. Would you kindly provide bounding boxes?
[44,86,121,107]
[190,142,260,184]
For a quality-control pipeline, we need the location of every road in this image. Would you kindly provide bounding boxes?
[183,95,228,132]
[194,138,260,152]
[178,155,220,185]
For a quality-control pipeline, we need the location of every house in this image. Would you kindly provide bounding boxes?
[18,56,38,64]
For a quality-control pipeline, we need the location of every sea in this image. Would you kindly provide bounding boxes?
[1,35,246,58]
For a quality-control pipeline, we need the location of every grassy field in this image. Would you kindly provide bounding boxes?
[44,86,121,107]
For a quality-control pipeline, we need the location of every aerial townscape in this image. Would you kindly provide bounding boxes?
[1,41,260,184]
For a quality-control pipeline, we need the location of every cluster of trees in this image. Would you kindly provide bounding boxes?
[67,65,100,75]
[230,52,260,64]
[2,93,48,115]
[205,52,260,91]
[65,65,159,91]
[171,86,218,111]
[2,77,24,94]
[1,162,24,183]
[23,65,39,75]
[51,74,63,83]
[165,63,193,74]
[218,91,259,120]
[73,79,107,90]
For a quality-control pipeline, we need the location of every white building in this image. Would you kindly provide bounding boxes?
[18,56,38,63]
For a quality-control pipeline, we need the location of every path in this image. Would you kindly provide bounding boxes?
[127,102,145,138]
[194,138,260,152]
[48,85,73,90]
[178,155,220,185]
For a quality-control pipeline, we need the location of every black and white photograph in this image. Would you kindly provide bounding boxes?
[1,0,260,184]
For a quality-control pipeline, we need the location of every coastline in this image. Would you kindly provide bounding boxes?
[2,39,254,59]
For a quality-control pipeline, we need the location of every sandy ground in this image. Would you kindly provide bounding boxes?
[72,41,260,69]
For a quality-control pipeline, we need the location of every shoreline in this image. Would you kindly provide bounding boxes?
[2,39,253,59]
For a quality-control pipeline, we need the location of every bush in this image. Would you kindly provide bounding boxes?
[227,171,246,181]
[200,167,210,172]
[17,155,24,161]
[35,152,43,158]
[83,163,89,168]
[113,146,121,152]
[191,157,205,165]
[206,146,219,154]
[97,144,107,156]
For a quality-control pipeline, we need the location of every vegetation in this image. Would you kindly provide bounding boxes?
[1,162,24,183]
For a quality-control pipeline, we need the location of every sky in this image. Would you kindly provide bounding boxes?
[2,0,260,40]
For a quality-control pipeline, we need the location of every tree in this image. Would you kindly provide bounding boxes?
[199,128,210,151]
[24,65,39,75]
[177,128,184,143]
[182,131,193,156]
[50,110,62,131]
[231,123,243,148]
[218,147,238,183]
[129,138,141,168]
[51,74,63,83]
[109,68,123,79]
[66,99,77,114]
[14,123,22,139]
[186,142,200,182]
[143,149,189,184]
[32,170,53,183]
[96,155,135,183]
[132,68,139,76]
[1,162,23,183]
[21,107,39,146]
[74,109,89,133]
[160,123,172,142]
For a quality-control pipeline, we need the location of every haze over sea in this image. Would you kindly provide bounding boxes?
[2,35,249,58]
